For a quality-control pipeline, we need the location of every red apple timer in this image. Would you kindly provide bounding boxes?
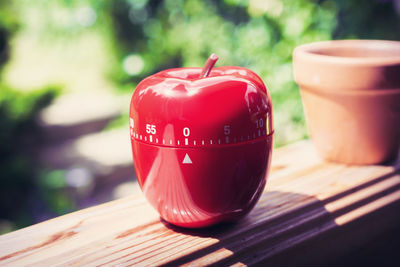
[130,54,273,228]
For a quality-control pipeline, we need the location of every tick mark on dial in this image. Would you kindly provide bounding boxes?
[194,140,196,145]
[144,136,147,141]
[140,135,142,140]
[210,140,213,145]
[177,140,180,145]
[202,140,205,145]
[218,139,221,144]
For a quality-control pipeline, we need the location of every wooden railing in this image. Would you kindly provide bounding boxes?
[1,140,399,266]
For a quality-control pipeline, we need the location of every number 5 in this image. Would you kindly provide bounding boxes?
[224,125,230,135]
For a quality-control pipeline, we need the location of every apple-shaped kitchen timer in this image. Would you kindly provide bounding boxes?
[130,54,273,228]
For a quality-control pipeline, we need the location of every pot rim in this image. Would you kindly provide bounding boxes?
[293,39,400,67]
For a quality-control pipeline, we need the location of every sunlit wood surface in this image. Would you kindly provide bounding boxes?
[1,140,399,266]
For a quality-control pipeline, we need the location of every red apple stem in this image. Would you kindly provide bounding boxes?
[200,53,219,78]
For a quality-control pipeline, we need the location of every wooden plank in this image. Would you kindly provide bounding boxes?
[0,140,399,266]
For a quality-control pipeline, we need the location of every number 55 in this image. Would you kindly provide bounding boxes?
[146,124,156,134]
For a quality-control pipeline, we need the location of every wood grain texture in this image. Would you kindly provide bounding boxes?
[1,140,399,266]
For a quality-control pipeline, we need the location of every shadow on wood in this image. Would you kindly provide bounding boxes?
[159,190,335,266]
[160,169,400,266]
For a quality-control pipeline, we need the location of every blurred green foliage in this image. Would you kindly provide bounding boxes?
[105,0,399,144]
[0,0,68,233]
[0,85,63,233]
[0,0,18,70]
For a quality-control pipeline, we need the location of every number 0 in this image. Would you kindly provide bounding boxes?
[183,127,190,137]
[256,119,263,128]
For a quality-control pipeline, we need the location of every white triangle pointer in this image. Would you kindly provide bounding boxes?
[182,153,192,164]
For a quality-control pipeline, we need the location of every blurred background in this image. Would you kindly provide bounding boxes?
[0,0,399,234]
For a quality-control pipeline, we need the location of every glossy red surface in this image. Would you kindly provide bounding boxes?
[130,66,273,228]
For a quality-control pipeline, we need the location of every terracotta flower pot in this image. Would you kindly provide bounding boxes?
[293,40,400,164]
